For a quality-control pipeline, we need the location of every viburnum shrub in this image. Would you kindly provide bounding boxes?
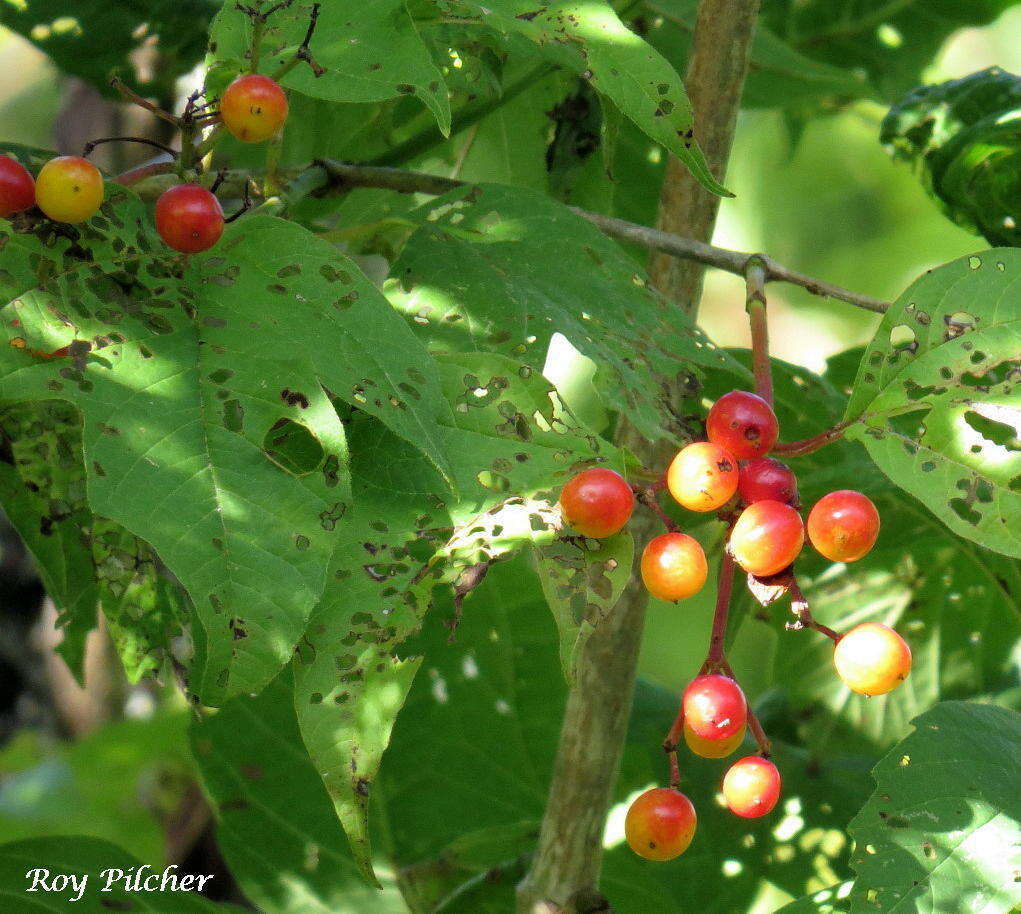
[0,0,1016,910]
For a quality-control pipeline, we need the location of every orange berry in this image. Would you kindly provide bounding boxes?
[641,533,708,602]
[808,490,880,563]
[35,156,103,223]
[559,468,634,538]
[667,441,739,512]
[722,756,781,818]
[729,500,804,577]
[684,720,745,759]
[220,73,289,142]
[834,622,911,696]
[625,787,697,861]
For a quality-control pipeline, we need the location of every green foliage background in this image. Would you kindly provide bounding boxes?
[0,1,1018,913]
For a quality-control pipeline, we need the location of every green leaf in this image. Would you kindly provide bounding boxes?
[445,0,727,195]
[390,183,749,446]
[848,702,1021,913]
[209,0,451,134]
[534,530,634,681]
[843,250,1021,558]
[192,672,408,914]
[774,886,856,913]
[0,835,229,912]
[881,67,1021,246]
[0,197,457,706]
[0,0,214,96]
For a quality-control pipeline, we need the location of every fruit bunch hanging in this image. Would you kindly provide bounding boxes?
[0,2,310,257]
[559,384,911,862]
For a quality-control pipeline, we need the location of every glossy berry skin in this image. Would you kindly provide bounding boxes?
[738,457,798,507]
[730,500,804,577]
[667,441,739,512]
[683,674,747,741]
[684,721,744,759]
[641,533,708,602]
[155,185,225,253]
[706,391,779,459]
[35,157,103,224]
[625,787,697,861]
[220,74,289,142]
[0,155,35,217]
[834,622,911,696]
[559,468,634,538]
[807,490,880,563]
[722,756,782,818]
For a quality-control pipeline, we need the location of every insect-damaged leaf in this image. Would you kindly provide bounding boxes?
[0,195,454,706]
[208,0,450,134]
[845,250,1021,558]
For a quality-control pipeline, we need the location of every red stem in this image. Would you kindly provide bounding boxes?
[632,485,678,533]
[718,657,772,757]
[705,551,735,664]
[772,421,851,457]
[787,578,841,643]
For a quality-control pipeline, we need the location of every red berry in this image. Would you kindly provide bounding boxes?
[0,155,35,217]
[834,622,911,696]
[155,185,225,254]
[625,787,697,861]
[220,74,289,143]
[641,533,708,602]
[559,468,634,538]
[738,457,798,506]
[722,756,781,818]
[667,441,739,512]
[706,391,779,459]
[683,674,746,741]
[807,490,880,563]
[729,500,804,577]
[684,720,745,759]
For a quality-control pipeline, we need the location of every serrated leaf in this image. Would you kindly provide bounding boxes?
[191,672,408,913]
[843,250,1021,558]
[535,531,634,681]
[848,702,1021,913]
[0,197,456,705]
[209,0,450,134]
[443,0,726,194]
[390,183,750,445]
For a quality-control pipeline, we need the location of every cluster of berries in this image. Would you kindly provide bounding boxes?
[558,390,912,862]
[0,74,288,253]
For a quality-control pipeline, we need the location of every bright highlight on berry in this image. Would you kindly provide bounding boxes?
[729,499,805,577]
[35,156,103,224]
[667,441,739,512]
[155,185,225,254]
[706,391,779,459]
[684,721,745,759]
[220,74,290,143]
[0,154,35,217]
[683,674,747,741]
[722,756,781,818]
[559,467,634,538]
[834,622,911,696]
[641,533,708,602]
[808,490,880,562]
[625,787,697,861]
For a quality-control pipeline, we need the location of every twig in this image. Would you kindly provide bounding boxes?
[110,78,181,127]
[632,485,678,533]
[772,421,852,456]
[705,551,736,665]
[663,708,685,790]
[786,578,841,643]
[83,137,177,159]
[745,256,772,405]
[717,657,771,757]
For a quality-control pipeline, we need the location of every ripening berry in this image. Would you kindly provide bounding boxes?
[834,622,911,696]
[684,720,745,759]
[641,533,708,602]
[729,500,804,577]
[35,156,103,223]
[683,674,746,741]
[220,73,289,142]
[559,467,634,538]
[722,756,781,818]
[667,441,739,512]
[155,184,225,253]
[738,457,798,507]
[807,490,880,563]
[0,155,35,217]
[625,787,697,861]
[706,391,779,459]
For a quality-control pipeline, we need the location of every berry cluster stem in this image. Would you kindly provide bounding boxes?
[787,579,841,643]
[705,550,735,664]
[772,421,852,457]
[632,484,678,533]
[745,256,773,406]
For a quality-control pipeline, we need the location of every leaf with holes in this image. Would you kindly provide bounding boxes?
[293,351,617,881]
[208,0,450,134]
[848,702,1021,913]
[0,195,455,706]
[390,183,749,447]
[844,250,1021,558]
[535,531,634,682]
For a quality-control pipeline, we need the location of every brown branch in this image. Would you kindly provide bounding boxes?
[110,78,181,127]
[705,551,736,665]
[632,485,678,533]
[787,578,841,643]
[772,421,853,456]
